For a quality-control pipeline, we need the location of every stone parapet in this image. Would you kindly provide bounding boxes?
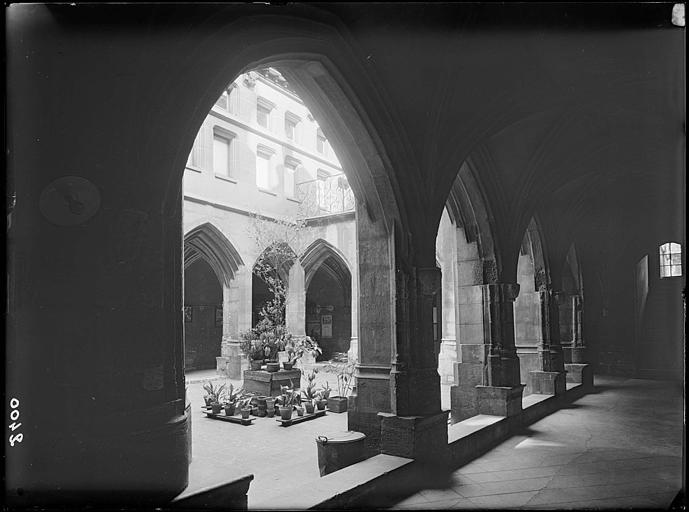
[528,370,566,396]
[378,410,450,467]
[565,363,593,390]
[476,384,524,417]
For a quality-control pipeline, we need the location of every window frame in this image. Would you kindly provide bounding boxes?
[256,97,276,130]
[256,145,277,193]
[659,242,682,278]
[212,126,237,181]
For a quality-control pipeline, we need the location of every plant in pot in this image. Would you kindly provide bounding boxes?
[202,381,226,413]
[222,384,243,416]
[301,368,319,414]
[239,328,257,368]
[277,384,299,420]
[248,340,265,370]
[237,397,252,419]
[315,381,331,411]
[283,335,322,370]
[327,356,356,413]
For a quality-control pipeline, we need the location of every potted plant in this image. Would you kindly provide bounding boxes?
[277,384,299,420]
[295,403,304,416]
[237,397,252,419]
[327,356,356,413]
[222,384,243,416]
[239,328,256,365]
[315,382,331,410]
[249,340,265,370]
[202,381,226,413]
[283,335,322,370]
[301,368,319,414]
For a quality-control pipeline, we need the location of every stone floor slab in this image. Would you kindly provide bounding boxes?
[387,376,683,510]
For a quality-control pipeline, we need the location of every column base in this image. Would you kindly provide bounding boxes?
[390,367,441,417]
[450,361,483,423]
[476,384,524,417]
[218,341,244,379]
[348,364,391,456]
[570,346,588,364]
[565,363,593,390]
[378,410,450,467]
[528,370,566,396]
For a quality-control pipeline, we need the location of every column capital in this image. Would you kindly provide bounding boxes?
[484,282,520,302]
[539,287,567,305]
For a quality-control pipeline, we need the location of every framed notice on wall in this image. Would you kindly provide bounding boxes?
[321,314,332,338]
[184,306,193,323]
[215,306,223,326]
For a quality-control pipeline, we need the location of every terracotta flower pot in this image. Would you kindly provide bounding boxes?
[240,407,251,419]
[304,401,315,414]
[282,361,294,370]
[210,403,222,415]
[249,360,263,371]
[224,403,236,416]
[315,399,327,411]
[296,406,304,417]
[266,362,280,372]
[279,406,293,420]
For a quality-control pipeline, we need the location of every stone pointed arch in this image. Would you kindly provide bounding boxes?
[564,243,583,294]
[184,222,244,287]
[301,239,352,294]
[445,161,501,283]
[252,241,298,284]
[524,216,550,291]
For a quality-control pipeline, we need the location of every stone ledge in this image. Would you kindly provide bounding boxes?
[171,474,254,510]
[447,381,589,470]
[249,454,415,510]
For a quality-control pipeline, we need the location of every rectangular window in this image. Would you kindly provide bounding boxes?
[659,242,682,278]
[256,153,271,190]
[257,105,270,128]
[317,128,326,154]
[285,117,297,141]
[213,130,236,179]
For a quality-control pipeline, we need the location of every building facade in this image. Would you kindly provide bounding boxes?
[182,68,357,373]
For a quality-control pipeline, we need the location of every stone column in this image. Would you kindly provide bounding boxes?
[565,294,593,389]
[348,253,359,363]
[437,259,457,386]
[347,211,393,455]
[450,283,483,422]
[379,266,449,466]
[216,268,251,379]
[285,263,306,337]
[528,287,566,395]
[475,282,525,417]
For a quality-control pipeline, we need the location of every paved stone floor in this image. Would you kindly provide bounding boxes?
[184,364,348,507]
[389,376,684,510]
